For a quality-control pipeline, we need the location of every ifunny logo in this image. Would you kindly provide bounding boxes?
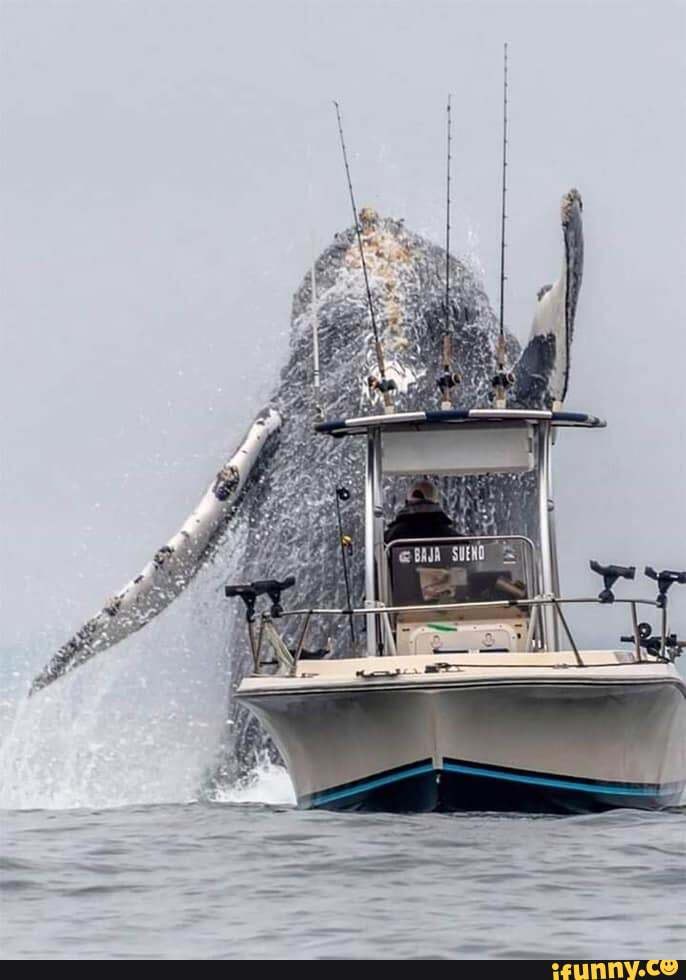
[552,962,679,980]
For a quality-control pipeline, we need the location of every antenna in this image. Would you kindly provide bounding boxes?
[333,101,395,411]
[491,42,514,408]
[437,95,460,409]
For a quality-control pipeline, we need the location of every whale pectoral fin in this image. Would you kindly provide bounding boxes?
[513,188,584,408]
[30,407,282,695]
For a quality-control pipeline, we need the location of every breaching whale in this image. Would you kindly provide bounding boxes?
[30,191,584,769]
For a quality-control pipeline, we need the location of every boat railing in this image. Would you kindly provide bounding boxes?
[238,594,684,675]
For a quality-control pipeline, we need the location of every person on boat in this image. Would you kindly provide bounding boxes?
[384,479,456,543]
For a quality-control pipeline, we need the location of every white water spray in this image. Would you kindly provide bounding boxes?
[210,752,296,806]
[0,536,243,810]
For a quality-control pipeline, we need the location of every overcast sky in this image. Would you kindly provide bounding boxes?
[2,0,685,662]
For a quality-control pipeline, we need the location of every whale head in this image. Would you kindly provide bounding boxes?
[285,209,513,417]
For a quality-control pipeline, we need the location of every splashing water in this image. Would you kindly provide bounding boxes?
[210,752,296,806]
[0,546,241,810]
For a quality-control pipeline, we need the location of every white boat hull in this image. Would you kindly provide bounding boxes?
[237,654,686,813]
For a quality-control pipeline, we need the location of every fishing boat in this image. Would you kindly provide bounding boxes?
[229,407,686,813]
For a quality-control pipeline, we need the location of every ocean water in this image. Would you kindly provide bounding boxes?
[2,623,685,961]
[2,762,685,960]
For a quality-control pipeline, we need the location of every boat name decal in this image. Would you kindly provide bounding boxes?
[407,544,486,564]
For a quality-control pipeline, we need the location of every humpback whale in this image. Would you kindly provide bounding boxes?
[31,190,584,772]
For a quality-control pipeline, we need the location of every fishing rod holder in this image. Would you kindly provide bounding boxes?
[590,561,636,603]
[644,566,686,609]
[225,576,299,673]
[620,622,683,661]
[225,575,296,622]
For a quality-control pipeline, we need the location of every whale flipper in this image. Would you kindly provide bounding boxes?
[30,407,282,694]
[513,189,584,408]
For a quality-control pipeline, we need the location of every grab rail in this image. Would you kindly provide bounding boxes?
[228,594,682,675]
[277,596,677,669]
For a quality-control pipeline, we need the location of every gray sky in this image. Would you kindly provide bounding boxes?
[2,0,685,659]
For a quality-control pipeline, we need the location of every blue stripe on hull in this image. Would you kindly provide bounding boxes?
[308,761,435,807]
[441,760,678,797]
[301,759,684,814]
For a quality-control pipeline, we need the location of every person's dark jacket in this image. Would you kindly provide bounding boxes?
[384,502,456,544]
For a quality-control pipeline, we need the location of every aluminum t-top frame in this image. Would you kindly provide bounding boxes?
[315,408,606,657]
[315,408,606,437]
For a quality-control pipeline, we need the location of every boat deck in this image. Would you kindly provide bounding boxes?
[237,650,684,696]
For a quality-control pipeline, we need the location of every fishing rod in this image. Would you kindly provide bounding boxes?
[310,241,323,419]
[306,142,323,420]
[437,94,460,410]
[499,43,508,347]
[492,42,514,408]
[333,101,395,411]
[445,93,452,337]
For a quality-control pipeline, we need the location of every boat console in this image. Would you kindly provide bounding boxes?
[387,535,537,655]
[226,408,685,670]
[327,408,588,657]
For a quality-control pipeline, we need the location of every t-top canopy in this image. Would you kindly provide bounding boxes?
[315,408,606,438]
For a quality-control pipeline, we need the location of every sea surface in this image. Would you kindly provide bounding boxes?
[2,641,685,961]
[2,765,685,960]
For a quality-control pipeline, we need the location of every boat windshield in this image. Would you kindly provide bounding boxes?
[387,537,536,608]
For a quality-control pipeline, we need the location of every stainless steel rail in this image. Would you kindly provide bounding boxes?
[241,596,677,675]
[279,596,659,618]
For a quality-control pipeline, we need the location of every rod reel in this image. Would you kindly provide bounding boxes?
[436,335,461,410]
[437,368,461,408]
[488,335,514,408]
[367,375,397,401]
[489,369,514,407]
